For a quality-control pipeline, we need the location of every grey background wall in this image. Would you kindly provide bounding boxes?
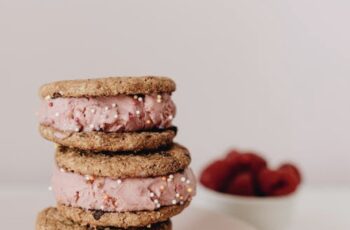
[1,0,350,186]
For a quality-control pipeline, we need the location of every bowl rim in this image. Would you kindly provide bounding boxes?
[199,184,300,203]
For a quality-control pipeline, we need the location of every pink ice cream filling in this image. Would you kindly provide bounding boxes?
[39,94,176,132]
[52,166,196,212]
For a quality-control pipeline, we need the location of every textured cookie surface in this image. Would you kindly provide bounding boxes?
[57,202,189,228]
[40,76,176,98]
[56,143,191,178]
[36,207,172,230]
[39,125,176,152]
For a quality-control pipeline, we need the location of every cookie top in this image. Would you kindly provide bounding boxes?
[55,143,191,178]
[36,207,172,230]
[57,202,188,228]
[40,76,176,99]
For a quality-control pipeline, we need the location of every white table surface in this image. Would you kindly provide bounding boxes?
[1,185,349,229]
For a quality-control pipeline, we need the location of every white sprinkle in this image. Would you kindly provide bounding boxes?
[138,97,143,102]
[112,103,117,108]
[147,224,151,228]
[135,110,141,116]
[91,109,96,113]
[105,106,109,111]
[149,192,155,198]
[89,124,94,129]
[172,199,177,205]
[45,95,51,100]
[160,185,165,191]
[75,127,80,132]
[114,114,118,119]
[85,175,91,180]
[186,179,191,184]
[55,112,60,117]
[59,168,66,173]
[156,203,161,209]
[168,115,174,120]
[167,175,173,182]
[175,193,180,198]
[117,179,122,184]
[100,205,105,210]
[48,186,52,191]
[134,95,138,99]
[180,177,186,182]
[153,199,159,204]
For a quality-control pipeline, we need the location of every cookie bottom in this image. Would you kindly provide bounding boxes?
[39,125,177,152]
[57,202,189,228]
[36,207,172,230]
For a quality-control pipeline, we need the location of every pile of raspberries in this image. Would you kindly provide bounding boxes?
[200,150,302,197]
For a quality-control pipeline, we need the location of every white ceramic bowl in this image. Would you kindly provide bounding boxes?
[196,185,299,230]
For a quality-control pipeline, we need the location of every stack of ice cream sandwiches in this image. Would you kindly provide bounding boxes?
[36,76,196,230]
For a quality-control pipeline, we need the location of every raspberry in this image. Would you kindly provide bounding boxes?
[201,149,301,197]
[225,150,267,174]
[280,163,302,184]
[239,152,267,173]
[225,172,255,196]
[200,160,232,191]
[258,167,299,196]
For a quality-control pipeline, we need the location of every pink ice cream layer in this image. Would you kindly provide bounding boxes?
[52,166,196,212]
[39,94,176,132]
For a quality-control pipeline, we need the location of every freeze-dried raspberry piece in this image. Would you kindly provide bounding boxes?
[225,172,255,196]
[200,160,232,191]
[258,168,299,196]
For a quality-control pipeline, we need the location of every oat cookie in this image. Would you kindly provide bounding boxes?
[56,143,191,178]
[36,207,172,230]
[57,202,189,228]
[40,76,176,99]
[39,125,176,152]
